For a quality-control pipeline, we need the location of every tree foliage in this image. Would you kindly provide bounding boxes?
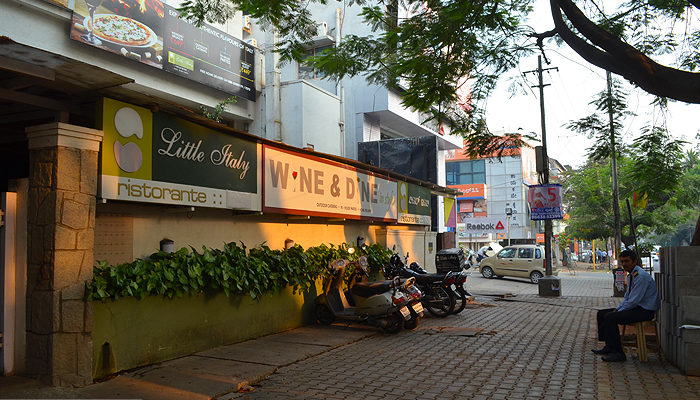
[565,77,632,161]
[562,147,698,247]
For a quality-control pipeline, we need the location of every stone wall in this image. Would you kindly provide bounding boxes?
[25,123,102,386]
[658,246,700,376]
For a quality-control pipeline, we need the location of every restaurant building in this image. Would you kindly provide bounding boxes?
[0,0,458,385]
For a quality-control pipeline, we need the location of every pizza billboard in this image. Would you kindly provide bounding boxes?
[70,0,255,101]
[99,98,261,210]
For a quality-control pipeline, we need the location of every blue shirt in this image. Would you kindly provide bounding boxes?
[616,266,660,312]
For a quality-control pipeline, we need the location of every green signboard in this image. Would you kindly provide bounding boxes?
[100,97,259,210]
[397,181,431,225]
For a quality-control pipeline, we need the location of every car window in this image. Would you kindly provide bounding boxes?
[498,248,517,258]
[535,248,542,259]
[518,248,534,258]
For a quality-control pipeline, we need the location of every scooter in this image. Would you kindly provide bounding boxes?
[315,256,423,333]
[384,251,456,318]
[408,262,472,314]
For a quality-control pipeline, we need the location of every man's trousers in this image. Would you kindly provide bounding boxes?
[596,307,655,352]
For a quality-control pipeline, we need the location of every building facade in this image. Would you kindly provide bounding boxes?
[445,139,539,250]
[0,0,460,385]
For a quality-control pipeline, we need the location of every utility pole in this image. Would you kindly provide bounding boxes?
[606,71,622,262]
[525,56,559,296]
[528,56,557,274]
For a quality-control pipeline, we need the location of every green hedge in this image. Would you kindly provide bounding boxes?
[87,242,391,301]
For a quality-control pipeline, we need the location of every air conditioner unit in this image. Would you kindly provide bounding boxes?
[317,21,328,37]
[245,38,257,47]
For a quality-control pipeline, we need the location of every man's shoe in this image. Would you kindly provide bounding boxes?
[591,347,610,355]
[602,352,627,362]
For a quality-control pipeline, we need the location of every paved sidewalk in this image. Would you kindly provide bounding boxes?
[2,272,699,399]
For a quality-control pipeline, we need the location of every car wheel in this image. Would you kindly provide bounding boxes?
[481,266,494,279]
[530,271,544,284]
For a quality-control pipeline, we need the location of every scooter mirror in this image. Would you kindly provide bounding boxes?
[357,256,368,268]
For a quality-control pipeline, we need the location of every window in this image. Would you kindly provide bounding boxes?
[446,160,486,185]
[535,248,542,259]
[299,45,333,80]
[518,248,534,259]
[498,248,516,259]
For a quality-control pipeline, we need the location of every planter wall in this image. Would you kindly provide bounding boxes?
[92,283,319,379]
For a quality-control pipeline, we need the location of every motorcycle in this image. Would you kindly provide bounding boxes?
[383,250,456,318]
[315,255,423,333]
[408,261,472,315]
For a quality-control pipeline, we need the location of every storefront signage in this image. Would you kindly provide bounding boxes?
[70,1,255,100]
[450,183,486,199]
[458,217,507,234]
[397,181,431,225]
[528,184,563,220]
[100,98,260,210]
[263,146,397,221]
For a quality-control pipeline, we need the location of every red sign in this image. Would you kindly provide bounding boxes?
[450,183,486,199]
[536,233,545,243]
[459,201,473,213]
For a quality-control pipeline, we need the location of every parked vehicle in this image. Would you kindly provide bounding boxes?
[479,244,558,284]
[383,251,456,317]
[409,261,472,314]
[315,256,422,333]
[465,243,503,268]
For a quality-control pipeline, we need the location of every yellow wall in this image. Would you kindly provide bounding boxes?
[95,203,428,262]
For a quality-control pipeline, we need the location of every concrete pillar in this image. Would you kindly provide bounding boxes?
[24,123,103,386]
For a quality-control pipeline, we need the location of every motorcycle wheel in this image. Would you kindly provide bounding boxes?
[425,286,456,318]
[382,312,404,334]
[315,304,335,325]
[404,316,419,330]
[451,287,467,314]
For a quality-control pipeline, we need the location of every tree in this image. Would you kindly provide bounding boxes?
[565,76,632,160]
[562,142,696,248]
[545,0,700,103]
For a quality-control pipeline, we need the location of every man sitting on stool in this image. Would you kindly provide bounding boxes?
[592,249,660,362]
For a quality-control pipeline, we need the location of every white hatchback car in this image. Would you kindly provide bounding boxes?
[479,244,558,284]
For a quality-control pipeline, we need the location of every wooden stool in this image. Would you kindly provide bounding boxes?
[622,319,660,362]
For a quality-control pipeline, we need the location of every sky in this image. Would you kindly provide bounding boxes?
[484,0,700,168]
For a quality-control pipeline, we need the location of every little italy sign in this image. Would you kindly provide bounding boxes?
[263,146,397,221]
[100,98,260,210]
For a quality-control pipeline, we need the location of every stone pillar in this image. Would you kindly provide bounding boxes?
[25,123,103,386]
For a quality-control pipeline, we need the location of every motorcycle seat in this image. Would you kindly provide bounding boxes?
[351,281,393,297]
[412,273,446,285]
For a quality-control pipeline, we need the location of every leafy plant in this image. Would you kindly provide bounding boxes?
[87,240,391,301]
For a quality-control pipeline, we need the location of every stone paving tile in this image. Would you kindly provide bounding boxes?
[233,273,700,400]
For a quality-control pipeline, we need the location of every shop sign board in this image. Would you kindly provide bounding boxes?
[450,183,486,199]
[528,184,564,220]
[100,98,260,210]
[459,217,508,234]
[397,181,431,225]
[263,146,397,221]
[70,1,255,100]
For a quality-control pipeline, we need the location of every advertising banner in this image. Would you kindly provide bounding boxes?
[397,181,431,225]
[70,0,255,100]
[100,97,260,210]
[459,217,508,234]
[528,184,564,220]
[263,146,397,221]
[450,183,486,199]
